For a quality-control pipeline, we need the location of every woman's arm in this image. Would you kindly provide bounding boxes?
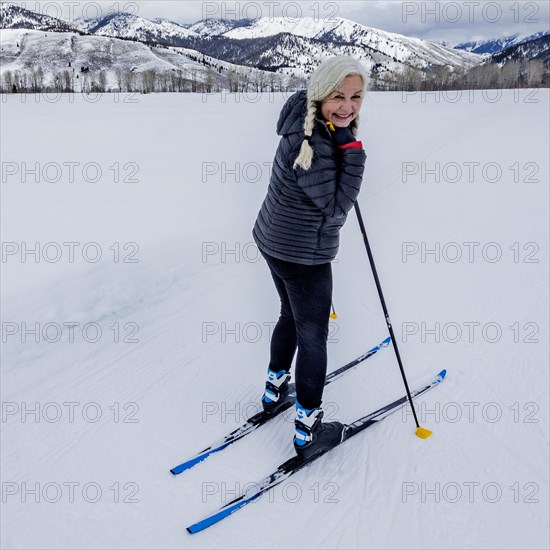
[291,133,366,218]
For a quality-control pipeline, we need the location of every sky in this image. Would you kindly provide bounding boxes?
[14,1,550,45]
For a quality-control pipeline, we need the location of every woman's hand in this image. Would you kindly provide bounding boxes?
[329,124,357,147]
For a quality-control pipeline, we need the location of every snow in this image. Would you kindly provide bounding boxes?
[1,89,549,549]
[221,15,340,40]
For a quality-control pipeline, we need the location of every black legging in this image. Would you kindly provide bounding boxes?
[260,249,332,410]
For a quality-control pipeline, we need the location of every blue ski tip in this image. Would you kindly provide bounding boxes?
[170,442,232,475]
[437,369,447,380]
[186,493,261,534]
[170,454,208,475]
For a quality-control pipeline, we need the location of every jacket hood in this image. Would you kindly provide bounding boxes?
[276,89,338,138]
[276,90,308,136]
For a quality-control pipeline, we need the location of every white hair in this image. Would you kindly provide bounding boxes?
[293,56,369,171]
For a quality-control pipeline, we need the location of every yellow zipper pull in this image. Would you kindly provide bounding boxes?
[325,120,335,132]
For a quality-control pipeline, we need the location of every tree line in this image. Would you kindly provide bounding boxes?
[1,58,547,94]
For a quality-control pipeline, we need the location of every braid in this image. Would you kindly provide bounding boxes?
[350,114,359,137]
[292,98,318,171]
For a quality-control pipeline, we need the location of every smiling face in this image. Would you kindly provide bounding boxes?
[320,75,364,128]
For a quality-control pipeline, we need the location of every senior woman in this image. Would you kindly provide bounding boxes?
[252,56,368,459]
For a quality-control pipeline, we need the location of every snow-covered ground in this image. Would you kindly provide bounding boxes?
[1,88,548,549]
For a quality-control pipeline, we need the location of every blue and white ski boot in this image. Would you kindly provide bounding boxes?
[261,368,295,415]
[293,402,346,459]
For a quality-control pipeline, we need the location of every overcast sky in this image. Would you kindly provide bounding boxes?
[21,1,550,45]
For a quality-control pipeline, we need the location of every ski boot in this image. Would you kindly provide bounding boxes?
[261,368,296,416]
[293,401,346,459]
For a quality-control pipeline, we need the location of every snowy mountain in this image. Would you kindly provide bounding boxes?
[187,15,481,75]
[0,1,80,32]
[488,33,550,65]
[185,17,255,38]
[2,3,548,92]
[81,13,482,73]
[454,30,550,54]
[0,4,484,85]
[73,11,197,44]
[0,27,278,92]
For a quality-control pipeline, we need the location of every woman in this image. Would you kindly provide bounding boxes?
[252,56,368,459]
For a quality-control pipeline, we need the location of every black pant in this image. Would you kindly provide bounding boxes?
[260,249,332,410]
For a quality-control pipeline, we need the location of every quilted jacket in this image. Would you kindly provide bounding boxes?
[252,89,366,265]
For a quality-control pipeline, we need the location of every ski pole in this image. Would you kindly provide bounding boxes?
[354,202,432,439]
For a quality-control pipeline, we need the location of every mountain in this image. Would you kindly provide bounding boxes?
[0,7,486,93]
[70,12,482,75]
[488,33,550,65]
[73,12,197,44]
[0,27,278,92]
[0,1,80,32]
[2,4,547,92]
[184,15,481,74]
[182,17,255,38]
[454,30,550,54]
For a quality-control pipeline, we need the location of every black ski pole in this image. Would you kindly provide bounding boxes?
[354,202,432,438]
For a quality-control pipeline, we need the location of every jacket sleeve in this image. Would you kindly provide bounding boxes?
[290,133,366,218]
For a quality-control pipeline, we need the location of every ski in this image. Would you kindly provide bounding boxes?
[186,368,447,534]
[170,336,391,475]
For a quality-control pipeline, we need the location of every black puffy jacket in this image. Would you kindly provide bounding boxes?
[252,89,366,265]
